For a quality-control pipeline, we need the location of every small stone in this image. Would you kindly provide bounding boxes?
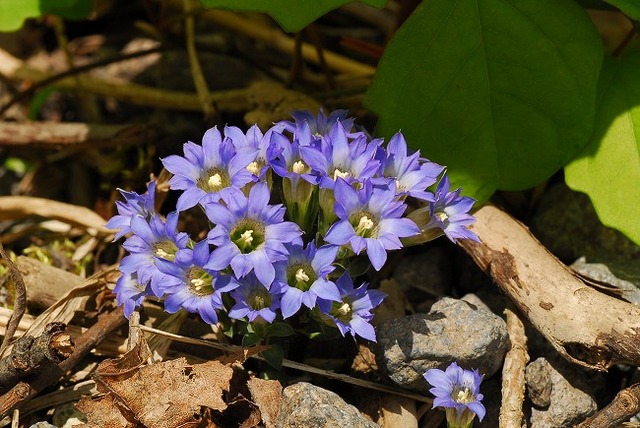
[374,297,509,392]
[276,382,379,428]
[571,257,640,305]
[28,423,58,428]
[525,358,597,428]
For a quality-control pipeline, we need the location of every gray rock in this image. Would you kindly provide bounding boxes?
[276,382,379,428]
[571,257,640,304]
[525,358,597,428]
[28,423,58,428]
[531,182,640,284]
[374,297,509,392]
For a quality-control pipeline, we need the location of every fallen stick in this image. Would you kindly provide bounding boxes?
[0,323,73,394]
[459,205,640,370]
[498,305,528,428]
[574,383,640,427]
[0,307,127,418]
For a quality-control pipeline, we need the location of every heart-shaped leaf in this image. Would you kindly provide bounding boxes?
[366,0,602,202]
[199,0,387,33]
[565,54,640,245]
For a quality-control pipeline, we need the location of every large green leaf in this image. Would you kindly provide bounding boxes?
[601,0,640,20]
[565,54,640,245]
[365,0,602,201]
[199,0,386,32]
[0,0,92,32]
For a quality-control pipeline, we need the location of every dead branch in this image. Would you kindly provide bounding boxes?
[0,307,127,417]
[0,323,73,394]
[15,257,85,310]
[574,383,640,427]
[0,122,157,150]
[459,205,640,370]
[498,305,529,428]
[0,196,110,234]
[0,242,26,355]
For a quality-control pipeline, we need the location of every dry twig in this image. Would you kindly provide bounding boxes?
[0,242,26,355]
[499,305,529,428]
[574,383,640,427]
[0,307,127,417]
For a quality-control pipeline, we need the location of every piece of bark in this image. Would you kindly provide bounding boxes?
[498,306,529,428]
[574,383,640,427]
[0,307,127,418]
[459,205,640,370]
[16,256,84,310]
[0,122,156,150]
[0,322,73,394]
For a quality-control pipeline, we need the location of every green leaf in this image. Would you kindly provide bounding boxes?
[365,0,602,202]
[601,0,640,20]
[0,0,93,32]
[260,345,284,370]
[199,0,387,32]
[565,54,640,245]
[267,322,295,338]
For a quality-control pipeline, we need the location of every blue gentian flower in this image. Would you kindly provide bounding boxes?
[113,272,149,318]
[375,132,444,201]
[228,272,283,323]
[275,241,341,319]
[300,121,379,190]
[424,362,486,428]
[422,175,480,243]
[224,124,285,181]
[318,272,386,341]
[278,108,357,141]
[325,179,419,271]
[205,183,302,287]
[156,240,240,325]
[161,126,255,211]
[119,212,189,296]
[106,181,157,240]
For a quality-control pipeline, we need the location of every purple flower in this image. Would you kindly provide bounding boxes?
[113,272,149,318]
[325,179,419,271]
[205,183,302,287]
[228,272,283,323]
[318,273,385,342]
[161,126,255,211]
[106,181,157,240]
[276,242,341,318]
[119,212,189,296]
[300,121,379,190]
[278,108,357,141]
[224,124,285,180]
[423,175,480,243]
[156,240,240,325]
[424,362,485,427]
[375,132,444,201]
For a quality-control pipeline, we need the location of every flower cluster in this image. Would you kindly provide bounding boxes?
[107,109,478,342]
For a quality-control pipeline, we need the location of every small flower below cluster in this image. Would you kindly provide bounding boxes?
[424,362,485,428]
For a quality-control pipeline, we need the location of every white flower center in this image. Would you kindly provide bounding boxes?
[295,268,310,283]
[190,278,205,291]
[355,215,374,235]
[333,168,350,180]
[239,230,254,245]
[208,173,223,190]
[247,161,260,175]
[337,302,351,317]
[455,387,473,404]
[435,211,449,222]
[292,160,307,174]
[155,248,171,258]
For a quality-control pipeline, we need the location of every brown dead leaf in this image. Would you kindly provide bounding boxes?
[75,394,136,428]
[351,343,378,376]
[246,377,282,428]
[79,343,279,428]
